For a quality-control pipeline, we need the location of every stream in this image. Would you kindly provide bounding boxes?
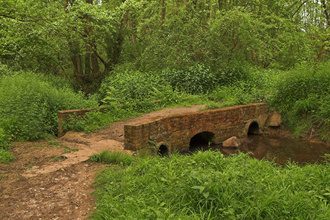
[189,135,330,165]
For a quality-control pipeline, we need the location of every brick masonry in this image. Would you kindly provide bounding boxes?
[124,103,269,152]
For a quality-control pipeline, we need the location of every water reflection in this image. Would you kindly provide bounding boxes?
[189,135,330,165]
[238,135,330,165]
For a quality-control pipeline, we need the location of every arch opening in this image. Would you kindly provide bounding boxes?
[189,131,215,152]
[248,121,259,136]
[157,144,169,156]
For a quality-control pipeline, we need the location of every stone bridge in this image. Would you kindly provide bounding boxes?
[124,103,269,153]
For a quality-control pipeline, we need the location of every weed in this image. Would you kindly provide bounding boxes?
[0,128,10,150]
[92,151,330,219]
[270,62,330,137]
[63,147,79,154]
[162,64,217,95]
[0,149,14,163]
[99,70,172,105]
[0,73,98,141]
[48,140,61,146]
[90,150,133,167]
[52,156,66,161]
[201,102,222,110]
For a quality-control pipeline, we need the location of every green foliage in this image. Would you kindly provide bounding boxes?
[270,62,330,136]
[206,67,283,108]
[208,85,254,106]
[1,0,328,94]
[90,150,133,167]
[92,151,330,219]
[64,94,212,134]
[162,64,217,95]
[0,128,10,150]
[0,149,14,163]
[0,73,98,141]
[64,147,79,154]
[48,140,61,146]
[99,70,179,105]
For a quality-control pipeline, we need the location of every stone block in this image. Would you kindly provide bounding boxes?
[268,111,282,127]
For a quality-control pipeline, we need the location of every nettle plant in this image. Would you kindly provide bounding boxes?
[0,73,98,141]
[162,64,217,95]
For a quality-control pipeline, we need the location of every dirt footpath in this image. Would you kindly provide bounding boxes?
[0,105,205,220]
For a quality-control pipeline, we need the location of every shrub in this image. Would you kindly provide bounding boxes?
[0,64,15,77]
[0,149,14,163]
[0,128,10,150]
[162,64,217,95]
[270,62,330,135]
[0,73,98,141]
[99,70,179,105]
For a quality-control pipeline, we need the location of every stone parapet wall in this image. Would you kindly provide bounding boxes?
[124,103,268,151]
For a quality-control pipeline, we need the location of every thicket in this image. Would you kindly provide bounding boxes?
[0,73,98,141]
[0,128,13,163]
[99,70,180,105]
[271,63,330,139]
[91,150,330,219]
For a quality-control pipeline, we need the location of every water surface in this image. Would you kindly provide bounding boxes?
[190,135,330,165]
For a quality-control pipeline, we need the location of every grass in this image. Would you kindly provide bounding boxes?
[91,150,330,219]
[0,148,14,163]
[0,73,98,141]
[48,140,61,146]
[90,150,133,167]
[25,163,36,167]
[64,147,79,154]
[52,156,66,161]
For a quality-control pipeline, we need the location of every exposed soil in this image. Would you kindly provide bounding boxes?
[0,105,206,220]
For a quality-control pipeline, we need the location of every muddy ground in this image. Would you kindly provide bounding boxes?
[0,105,206,220]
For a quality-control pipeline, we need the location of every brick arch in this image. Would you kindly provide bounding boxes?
[188,128,217,141]
[157,143,169,156]
[124,103,269,152]
[189,131,216,151]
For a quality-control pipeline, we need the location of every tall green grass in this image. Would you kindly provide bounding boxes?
[0,72,98,141]
[270,62,330,138]
[0,128,13,163]
[92,151,330,219]
[207,68,280,106]
[98,70,177,105]
[90,150,134,167]
[162,64,218,95]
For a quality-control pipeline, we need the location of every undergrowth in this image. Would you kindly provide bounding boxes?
[91,150,330,219]
[270,62,330,139]
[0,128,13,163]
[0,149,14,163]
[63,95,212,133]
[0,73,98,141]
[90,150,133,167]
